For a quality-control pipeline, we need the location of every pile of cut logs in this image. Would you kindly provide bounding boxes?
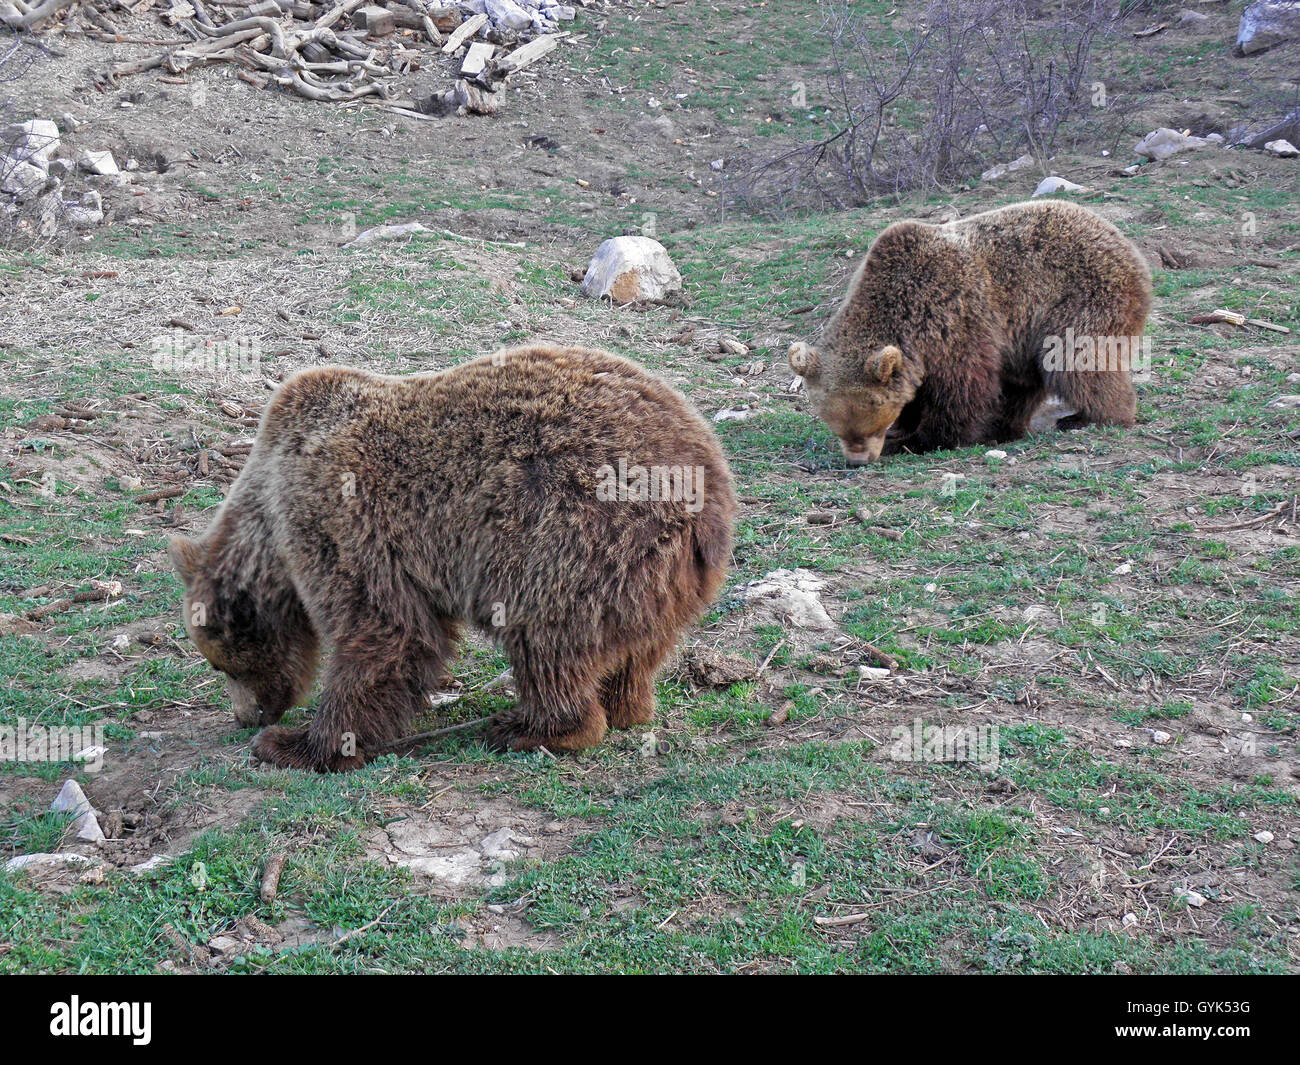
[2,0,588,112]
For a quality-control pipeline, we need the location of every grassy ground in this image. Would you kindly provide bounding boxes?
[1,1,1298,973]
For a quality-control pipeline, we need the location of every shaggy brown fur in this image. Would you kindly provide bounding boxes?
[169,344,735,772]
[788,200,1152,464]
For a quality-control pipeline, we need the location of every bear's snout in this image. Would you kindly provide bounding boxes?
[839,432,887,466]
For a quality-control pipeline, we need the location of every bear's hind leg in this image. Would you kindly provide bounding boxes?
[487,638,607,752]
[1043,304,1143,430]
[601,637,674,729]
[1049,371,1136,430]
[990,387,1047,443]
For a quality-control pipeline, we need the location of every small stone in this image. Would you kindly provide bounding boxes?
[2,159,47,199]
[51,779,105,843]
[1112,562,1132,575]
[1134,127,1210,161]
[985,449,1008,460]
[1253,830,1274,844]
[980,153,1034,182]
[858,665,891,681]
[5,852,95,873]
[1032,176,1085,196]
[1151,729,1173,745]
[80,150,120,176]
[1264,139,1299,158]
[712,407,753,423]
[718,335,749,356]
[1174,887,1207,908]
[1121,912,1138,927]
[3,118,59,169]
[480,828,521,861]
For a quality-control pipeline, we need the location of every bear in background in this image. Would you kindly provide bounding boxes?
[788,199,1152,465]
[169,344,735,772]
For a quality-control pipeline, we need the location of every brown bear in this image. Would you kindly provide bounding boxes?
[788,200,1152,464]
[169,343,735,772]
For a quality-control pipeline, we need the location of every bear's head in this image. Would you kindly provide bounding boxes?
[169,535,319,728]
[788,340,916,465]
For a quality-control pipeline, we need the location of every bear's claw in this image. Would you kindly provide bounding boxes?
[251,725,364,773]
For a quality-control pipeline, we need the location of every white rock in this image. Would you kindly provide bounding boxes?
[129,855,172,874]
[3,118,59,169]
[1235,0,1300,55]
[580,235,682,303]
[1151,730,1173,745]
[2,159,47,199]
[1287,373,1300,384]
[5,852,95,873]
[980,153,1034,182]
[712,407,753,423]
[985,449,1008,460]
[64,190,103,228]
[80,150,119,176]
[1264,138,1299,157]
[744,568,835,631]
[1267,394,1300,409]
[485,0,531,30]
[858,666,891,681]
[1032,176,1085,197]
[1134,127,1211,161]
[1121,912,1139,927]
[51,778,105,842]
[1112,562,1132,575]
[1254,830,1274,844]
[1174,887,1207,908]
[480,828,521,861]
[1177,8,1208,23]
[343,221,428,247]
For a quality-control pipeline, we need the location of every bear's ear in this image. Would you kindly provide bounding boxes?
[866,344,903,382]
[788,341,820,378]
[168,535,204,587]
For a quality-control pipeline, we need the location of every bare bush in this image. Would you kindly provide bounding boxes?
[735,0,1117,213]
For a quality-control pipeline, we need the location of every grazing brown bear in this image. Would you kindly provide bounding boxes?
[169,344,735,772]
[788,200,1152,464]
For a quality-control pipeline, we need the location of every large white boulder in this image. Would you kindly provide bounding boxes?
[1236,0,1300,55]
[581,235,682,304]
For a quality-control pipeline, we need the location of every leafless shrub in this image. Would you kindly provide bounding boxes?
[734,0,1117,214]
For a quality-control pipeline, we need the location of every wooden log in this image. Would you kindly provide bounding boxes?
[440,10,485,53]
[1,0,75,29]
[313,0,363,30]
[497,33,558,75]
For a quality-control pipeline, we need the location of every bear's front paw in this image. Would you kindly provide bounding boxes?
[483,709,606,753]
[483,714,539,753]
[251,725,364,773]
